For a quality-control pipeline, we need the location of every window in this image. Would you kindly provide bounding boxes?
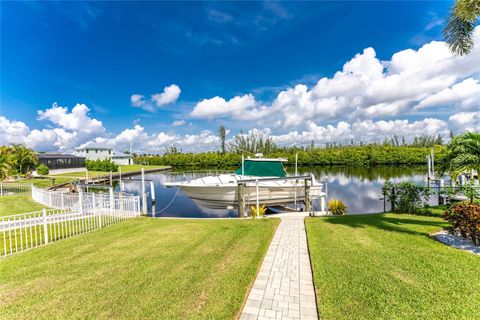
[86,149,89,153]
[96,149,98,153]
[109,150,111,154]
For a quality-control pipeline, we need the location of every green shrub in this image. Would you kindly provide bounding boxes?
[443,203,480,245]
[382,181,432,214]
[86,159,118,172]
[36,164,49,175]
[328,199,348,215]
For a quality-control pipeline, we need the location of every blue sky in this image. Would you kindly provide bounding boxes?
[1,1,479,153]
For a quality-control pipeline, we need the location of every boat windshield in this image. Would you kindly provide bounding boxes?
[235,159,287,177]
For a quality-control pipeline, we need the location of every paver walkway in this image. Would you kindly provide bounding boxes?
[240,215,318,320]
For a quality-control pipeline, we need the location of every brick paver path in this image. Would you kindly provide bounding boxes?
[240,216,318,320]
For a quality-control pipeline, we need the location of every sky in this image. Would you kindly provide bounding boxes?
[1,1,479,153]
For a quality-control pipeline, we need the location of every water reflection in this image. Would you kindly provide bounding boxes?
[119,166,427,217]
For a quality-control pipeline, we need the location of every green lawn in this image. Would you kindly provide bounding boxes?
[306,214,480,320]
[0,218,278,319]
[14,177,70,188]
[0,196,50,216]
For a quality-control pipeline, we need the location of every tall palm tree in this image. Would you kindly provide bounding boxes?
[444,0,480,55]
[446,132,480,178]
[218,125,226,154]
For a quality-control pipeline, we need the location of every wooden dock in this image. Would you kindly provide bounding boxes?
[48,166,172,191]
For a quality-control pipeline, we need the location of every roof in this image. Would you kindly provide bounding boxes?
[245,157,288,162]
[36,153,85,159]
[75,143,112,151]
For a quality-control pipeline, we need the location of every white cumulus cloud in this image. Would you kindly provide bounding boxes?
[131,84,181,112]
[449,112,480,132]
[172,120,186,126]
[189,26,480,129]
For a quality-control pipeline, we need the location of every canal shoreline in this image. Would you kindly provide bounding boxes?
[48,166,172,190]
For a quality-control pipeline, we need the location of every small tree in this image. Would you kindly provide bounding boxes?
[383,181,432,214]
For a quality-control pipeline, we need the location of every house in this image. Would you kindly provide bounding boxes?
[74,143,133,165]
[74,143,113,161]
[111,152,133,165]
[36,153,86,174]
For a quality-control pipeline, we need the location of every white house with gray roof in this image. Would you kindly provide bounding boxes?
[74,143,132,165]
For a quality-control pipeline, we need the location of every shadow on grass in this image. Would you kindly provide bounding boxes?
[320,214,447,237]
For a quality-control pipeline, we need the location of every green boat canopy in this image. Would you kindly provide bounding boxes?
[235,160,286,177]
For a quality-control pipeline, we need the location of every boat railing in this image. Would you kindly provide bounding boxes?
[237,174,313,183]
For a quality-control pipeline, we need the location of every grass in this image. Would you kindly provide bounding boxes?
[306,213,480,320]
[0,196,50,216]
[0,218,278,319]
[14,177,71,188]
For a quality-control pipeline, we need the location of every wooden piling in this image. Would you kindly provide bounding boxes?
[237,183,245,218]
[304,178,311,215]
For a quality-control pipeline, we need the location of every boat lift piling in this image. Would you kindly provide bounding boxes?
[119,166,123,191]
[141,168,147,215]
[236,175,319,218]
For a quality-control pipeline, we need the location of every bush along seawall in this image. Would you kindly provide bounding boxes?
[135,145,447,169]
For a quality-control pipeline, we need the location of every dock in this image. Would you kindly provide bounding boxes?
[48,166,172,191]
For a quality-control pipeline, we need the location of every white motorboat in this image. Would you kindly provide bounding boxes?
[165,157,325,208]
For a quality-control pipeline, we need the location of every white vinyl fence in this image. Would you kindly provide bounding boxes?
[31,186,139,211]
[0,182,32,196]
[1,187,141,258]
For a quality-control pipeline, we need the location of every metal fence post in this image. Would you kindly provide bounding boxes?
[79,190,83,215]
[95,193,102,228]
[43,208,49,244]
[109,187,114,217]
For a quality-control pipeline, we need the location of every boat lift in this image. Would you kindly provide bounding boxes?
[236,174,327,218]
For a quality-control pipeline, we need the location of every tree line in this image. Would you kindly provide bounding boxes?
[134,129,451,168]
[135,144,447,169]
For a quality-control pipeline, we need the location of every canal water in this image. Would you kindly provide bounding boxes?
[119,166,427,218]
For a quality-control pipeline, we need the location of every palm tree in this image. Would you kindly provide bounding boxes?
[446,132,480,178]
[11,144,37,175]
[218,125,226,154]
[444,0,480,55]
[0,154,12,180]
[0,146,14,180]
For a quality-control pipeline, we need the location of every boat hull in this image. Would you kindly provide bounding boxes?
[178,184,307,208]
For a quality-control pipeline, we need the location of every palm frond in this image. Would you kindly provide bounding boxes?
[444,14,475,56]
